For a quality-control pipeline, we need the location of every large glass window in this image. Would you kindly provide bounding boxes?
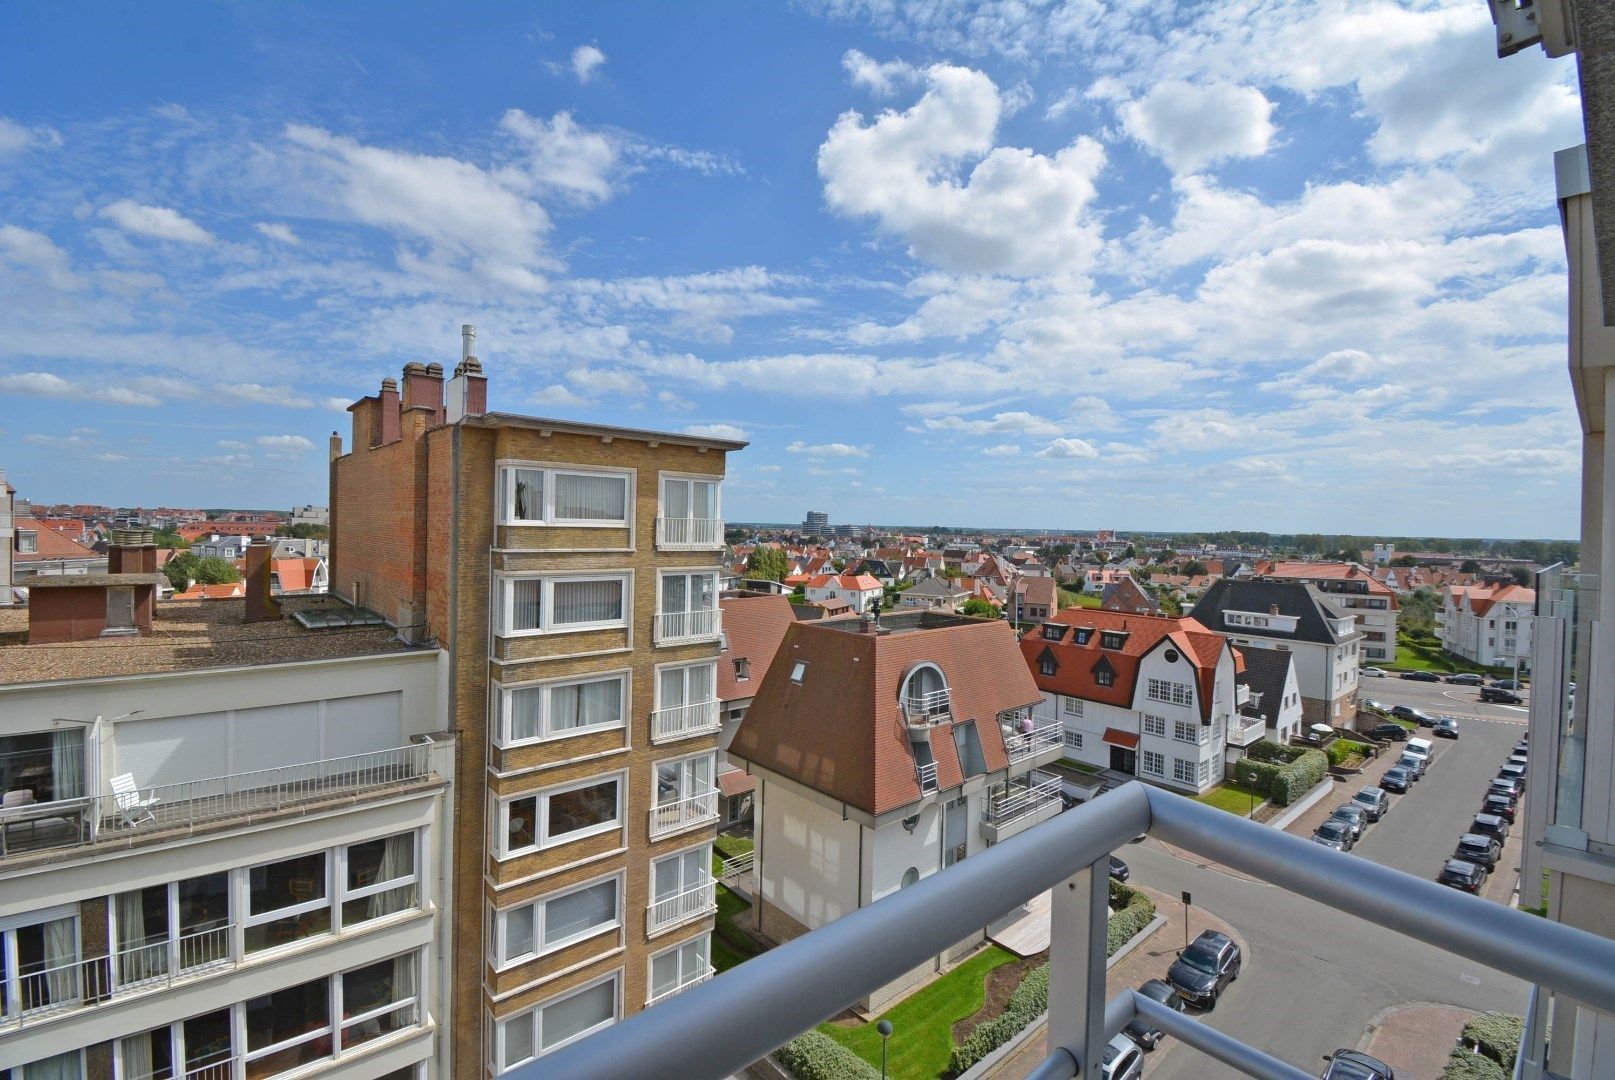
[1,1052,82,1080]
[661,477,717,521]
[0,729,85,806]
[244,979,331,1080]
[658,663,715,712]
[120,1010,232,1080]
[244,853,329,953]
[501,674,628,745]
[496,876,621,966]
[341,954,418,1049]
[341,833,418,927]
[1,909,79,1018]
[114,872,229,986]
[496,973,618,1072]
[650,935,710,1004]
[502,776,623,856]
[501,576,629,635]
[500,466,629,526]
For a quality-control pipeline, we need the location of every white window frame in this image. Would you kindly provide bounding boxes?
[1140,750,1164,777]
[0,904,80,1018]
[1062,696,1083,717]
[498,464,633,528]
[648,933,712,1004]
[654,751,717,807]
[1142,714,1167,738]
[658,473,722,523]
[243,851,333,952]
[338,831,420,925]
[491,871,623,969]
[1173,757,1195,783]
[1063,730,1083,749]
[1172,719,1208,746]
[498,772,626,858]
[494,969,621,1073]
[498,572,632,637]
[494,671,630,747]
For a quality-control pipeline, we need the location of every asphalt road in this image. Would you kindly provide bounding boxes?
[1357,671,1530,725]
[1131,694,1530,1079]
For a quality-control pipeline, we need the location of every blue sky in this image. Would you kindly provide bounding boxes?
[0,1,1585,535]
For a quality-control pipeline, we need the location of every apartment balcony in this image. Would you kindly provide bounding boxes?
[1003,722,1063,766]
[654,608,723,647]
[129,1058,234,1080]
[534,781,1615,1080]
[655,517,724,551]
[1227,714,1267,747]
[980,774,1063,843]
[649,787,719,839]
[647,965,715,1008]
[1235,684,1251,708]
[0,744,433,863]
[915,761,939,794]
[901,688,952,729]
[647,879,716,936]
[650,699,723,744]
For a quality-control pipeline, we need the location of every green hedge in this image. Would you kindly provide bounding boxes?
[777,1031,881,1080]
[1233,741,1328,805]
[1440,1048,1509,1080]
[1460,1012,1524,1069]
[944,884,1157,1075]
[1327,740,1371,767]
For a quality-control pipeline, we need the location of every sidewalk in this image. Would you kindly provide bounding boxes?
[1362,1003,1474,1077]
[1284,735,1446,840]
[986,882,1247,1079]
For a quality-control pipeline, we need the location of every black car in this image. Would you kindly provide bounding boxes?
[1122,979,1185,1051]
[1364,723,1408,742]
[1380,767,1411,794]
[1455,833,1503,869]
[1493,679,1525,691]
[1481,793,1517,822]
[1322,1047,1397,1079]
[1471,813,1510,843]
[1481,687,1524,705]
[1439,858,1486,893]
[1399,670,1442,682]
[1109,855,1130,882]
[1434,717,1460,739]
[1445,673,1484,686]
[1390,705,1436,726]
[1167,930,1241,1008]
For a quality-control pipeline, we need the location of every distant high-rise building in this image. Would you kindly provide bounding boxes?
[802,510,830,538]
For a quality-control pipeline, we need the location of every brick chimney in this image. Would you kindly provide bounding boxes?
[244,536,281,623]
[348,393,378,451]
[401,362,445,430]
[447,356,488,423]
[377,377,401,445]
[108,528,158,574]
[329,431,343,463]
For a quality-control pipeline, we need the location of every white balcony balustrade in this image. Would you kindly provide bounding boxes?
[647,879,716,936]
[649,787,719,839]
[1003,722,1062,763]
[651,700,722,744]
[655,608,723,646]
[1227,715,1267,747]
[656,517,724,550]
[647,965,715,1008]
[902,688,952,725]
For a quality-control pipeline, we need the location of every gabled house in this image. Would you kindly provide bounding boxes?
[1100,575,1157,615]
[1441,581,1535,671]
[1015,575,1060,622]
[1236,647,1303,745]
[900,575,970,612]
[803,572,884,613]
[1255,562,1399,666]
[715,593,797,824]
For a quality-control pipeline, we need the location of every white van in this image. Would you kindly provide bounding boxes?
[1404,737,1433,762]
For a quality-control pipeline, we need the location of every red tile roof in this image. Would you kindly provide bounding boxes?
[718,593,797,702]
[1449,583,1536,617]
[13,516,101,563]
[1103,728,1139,749]
[717,770,757,798]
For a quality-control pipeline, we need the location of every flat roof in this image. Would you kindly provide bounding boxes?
[0,595,418,687]
[470,411,748,451]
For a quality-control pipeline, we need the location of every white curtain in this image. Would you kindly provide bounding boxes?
[543,881,616,947]
[508,687,543,741]
[551,679,621,732]
[691,481,715,520]
[692,573,716,611]
[368,834,414,920]
[512,469,542,521]
[554,473,626,521]
[51,730,83,801]
[661,574,689,615]
[553,579,622,625]
[663,478,691,519]
[659,668,686,710]
[119,1034,156,1080]
[510,580,542,631]
[392,952,417,1017]
[42,916,79,1006]
[23,1050,82,1080]
[116,889,166,985]
[686,664,714,705]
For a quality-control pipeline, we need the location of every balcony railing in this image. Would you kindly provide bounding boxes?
[651,700,722,744]
[3,923,233,1029]
[648,965,716,1008]
[648,879,716,935]
[902,688,952,725]
[532,780,1615,1080]
[1003,722,1062,763]
[0,745,432,861]
[654,608,723,646]
[915,761,938,793]
[656,517,724,550]
[129,1058,234,1080]
[649,787,718,839]
[983,775,1063,827]
[1227,715,1267,747]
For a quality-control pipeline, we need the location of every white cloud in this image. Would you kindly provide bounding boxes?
[254,434,314,451]
[99,199,214,244]
[923,411,1062,436]
[93,452,129,462]
[817,63,1106,276]
[0,226,82,291]
[23,433,85,447]
[755,464,782,473]
[219,440,246,449]
[499,110,619,205]
[841,50,917,96]
[532,383,594,409]
[787,440,869,457]
[658,389,696,410]
[223,383,315,407]
[684,422,749,441]
[0,371,161,406]
[572,44,607,83]
[1033,437,1099,459]
[1119,81,1275,174]
[254,222,299,245]
[569,367,648,395]
[983,443,1020,456]
[0,117,61,156]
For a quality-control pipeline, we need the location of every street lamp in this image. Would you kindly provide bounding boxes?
[877,1020,893,1080]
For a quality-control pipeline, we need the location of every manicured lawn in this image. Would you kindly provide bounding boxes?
[713,883,762,973]
[818,945,1019,1080]
[1070,592,1103,609]
[1194,781,1267,817]
[1393,633,1512,678]
[715,833,753,860]
[1059,757,1103,775]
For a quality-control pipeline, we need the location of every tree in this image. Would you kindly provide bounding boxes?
[1509,566,1533,587]
[1391,554,1418,567]
[164,552,241,591]
[1460,559,1482,574]
[746,546,790,582]
[152,529,190,550]
[276,522,329,540]
[1181,559,1208,577]
[961,598,998,618]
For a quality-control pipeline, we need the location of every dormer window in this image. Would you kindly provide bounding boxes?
[734,658,750,681]
[1100,632,1127,650]
[1074,627,1094,645]
[1040,623,1064,641]
[1092,656,1116,688]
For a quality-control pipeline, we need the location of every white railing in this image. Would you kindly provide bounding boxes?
[1228,716,1267,746]
[649,787,719,838]
[916,761,938,792]
[648,965,716,1008]
[903,688,952,724]
[655,608,723,646]
[983,776,1063,826]
[128,1058,235,1080]
[648,878,716,935]
[3,923,234,1028]
[656,517,724,550]
[718,851,754,881]
[652,700,722,744]
[1004,722,1063,762]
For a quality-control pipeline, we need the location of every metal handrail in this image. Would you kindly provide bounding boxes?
[650,699,722,743]
[533,781,1615,1080]
[656,517,725,549]
[4,923,234,1027]
[648,786,719,838]
[1003,722,1062,761]
[902,688,952,722]
[655,608,723,644]
[983,776,1063,824]
[648,878,716,935]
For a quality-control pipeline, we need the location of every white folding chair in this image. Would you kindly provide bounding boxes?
[109,773,158,827]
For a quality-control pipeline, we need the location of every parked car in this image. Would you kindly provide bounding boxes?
[1455,833,1503,869]
[1390,705,1436,727]
[1400,670,1442,682]
[1166,930,1242,1008]
[1313,819,1356,851]
[1403,738,1433,762]
[1481,793,1518,822]
[1396,752,1427,780]
[1508,752,1529,768]
[1380,767,1412,794]
[1445,673,1484,686]
[1493,679,1525,691]
[1330,804,1367,839]
[1352,787,1388,822]
[1435,717,1460,739]
[1471,813,1510,843]
[1488,778,1521,804]
[1361,667,1389,678]
[1103,1033,1145,1080]
[1514,737,1530,755]
[1438,858,1487,894]
[1481,687,1524,705]
[1498,762,1528,789]
[1361,699,1390,714]
[1109,855,1131,882]
[1122,979,1186,1051]
[1322,1047,1397,1079]
[1365,722,1408,742]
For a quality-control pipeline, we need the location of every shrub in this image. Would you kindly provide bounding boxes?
[777,1031,881,1080]
[947,965,1049,1074]
[1234,742,1327,805]
[1106,879,1157,955]
[1327,740,1371,767]
[1440,1048,1509,1080]
[1460,1012,1524,1069]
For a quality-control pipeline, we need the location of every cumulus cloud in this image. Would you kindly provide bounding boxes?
[0,117,61,156]
[254,222,299,244]
[787,440,869,457]
[254,434,314,451]
[1120,81,1275,174]
[0,371,160,406]
[923,411,1063,436]
[1033,437,1099,459]
[99,199,214,244]
[684,423,749,441]
[572,44,607,83]
[817,63,1106,276]
[533,383,594,409]
[0,225,82,291]
[841,49,918,96]
[499,109,619,204]
[569,367,648,395]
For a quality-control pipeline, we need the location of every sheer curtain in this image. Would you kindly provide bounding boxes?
[551,679,621,732]
[368,834,414,920]
[663,479,690,519]
[24,1050,82,1080]
[116,889,165,984]
[510,580,542,631]
[393,952,417,1020]
[42,916,79,1007]
[508,687,542,741]
[51,730,84,802]
[554,474,626,521]
[553,580,622,625]
[119,1035,155,1080]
